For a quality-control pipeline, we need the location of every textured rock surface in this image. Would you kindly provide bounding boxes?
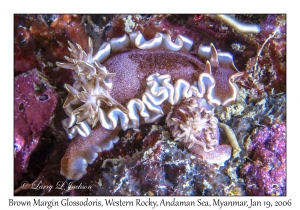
[14,69,58,189]
[240,122,286,195]
[94,125,232,195]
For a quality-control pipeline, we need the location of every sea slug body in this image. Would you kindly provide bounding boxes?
[57,31,243,180]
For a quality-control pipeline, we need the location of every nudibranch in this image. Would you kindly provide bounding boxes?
[166,97,232,165]
[56,31,243,180]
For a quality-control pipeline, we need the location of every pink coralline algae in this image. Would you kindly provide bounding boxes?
[240,122,286,195]
[14,69,58,189]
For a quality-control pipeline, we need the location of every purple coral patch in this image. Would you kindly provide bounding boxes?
[14,69,58,189]
[240,122,286,195]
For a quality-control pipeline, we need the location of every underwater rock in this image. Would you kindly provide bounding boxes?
[93,125,233,195]
[14,69,58,189]
[240,122,286,195]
